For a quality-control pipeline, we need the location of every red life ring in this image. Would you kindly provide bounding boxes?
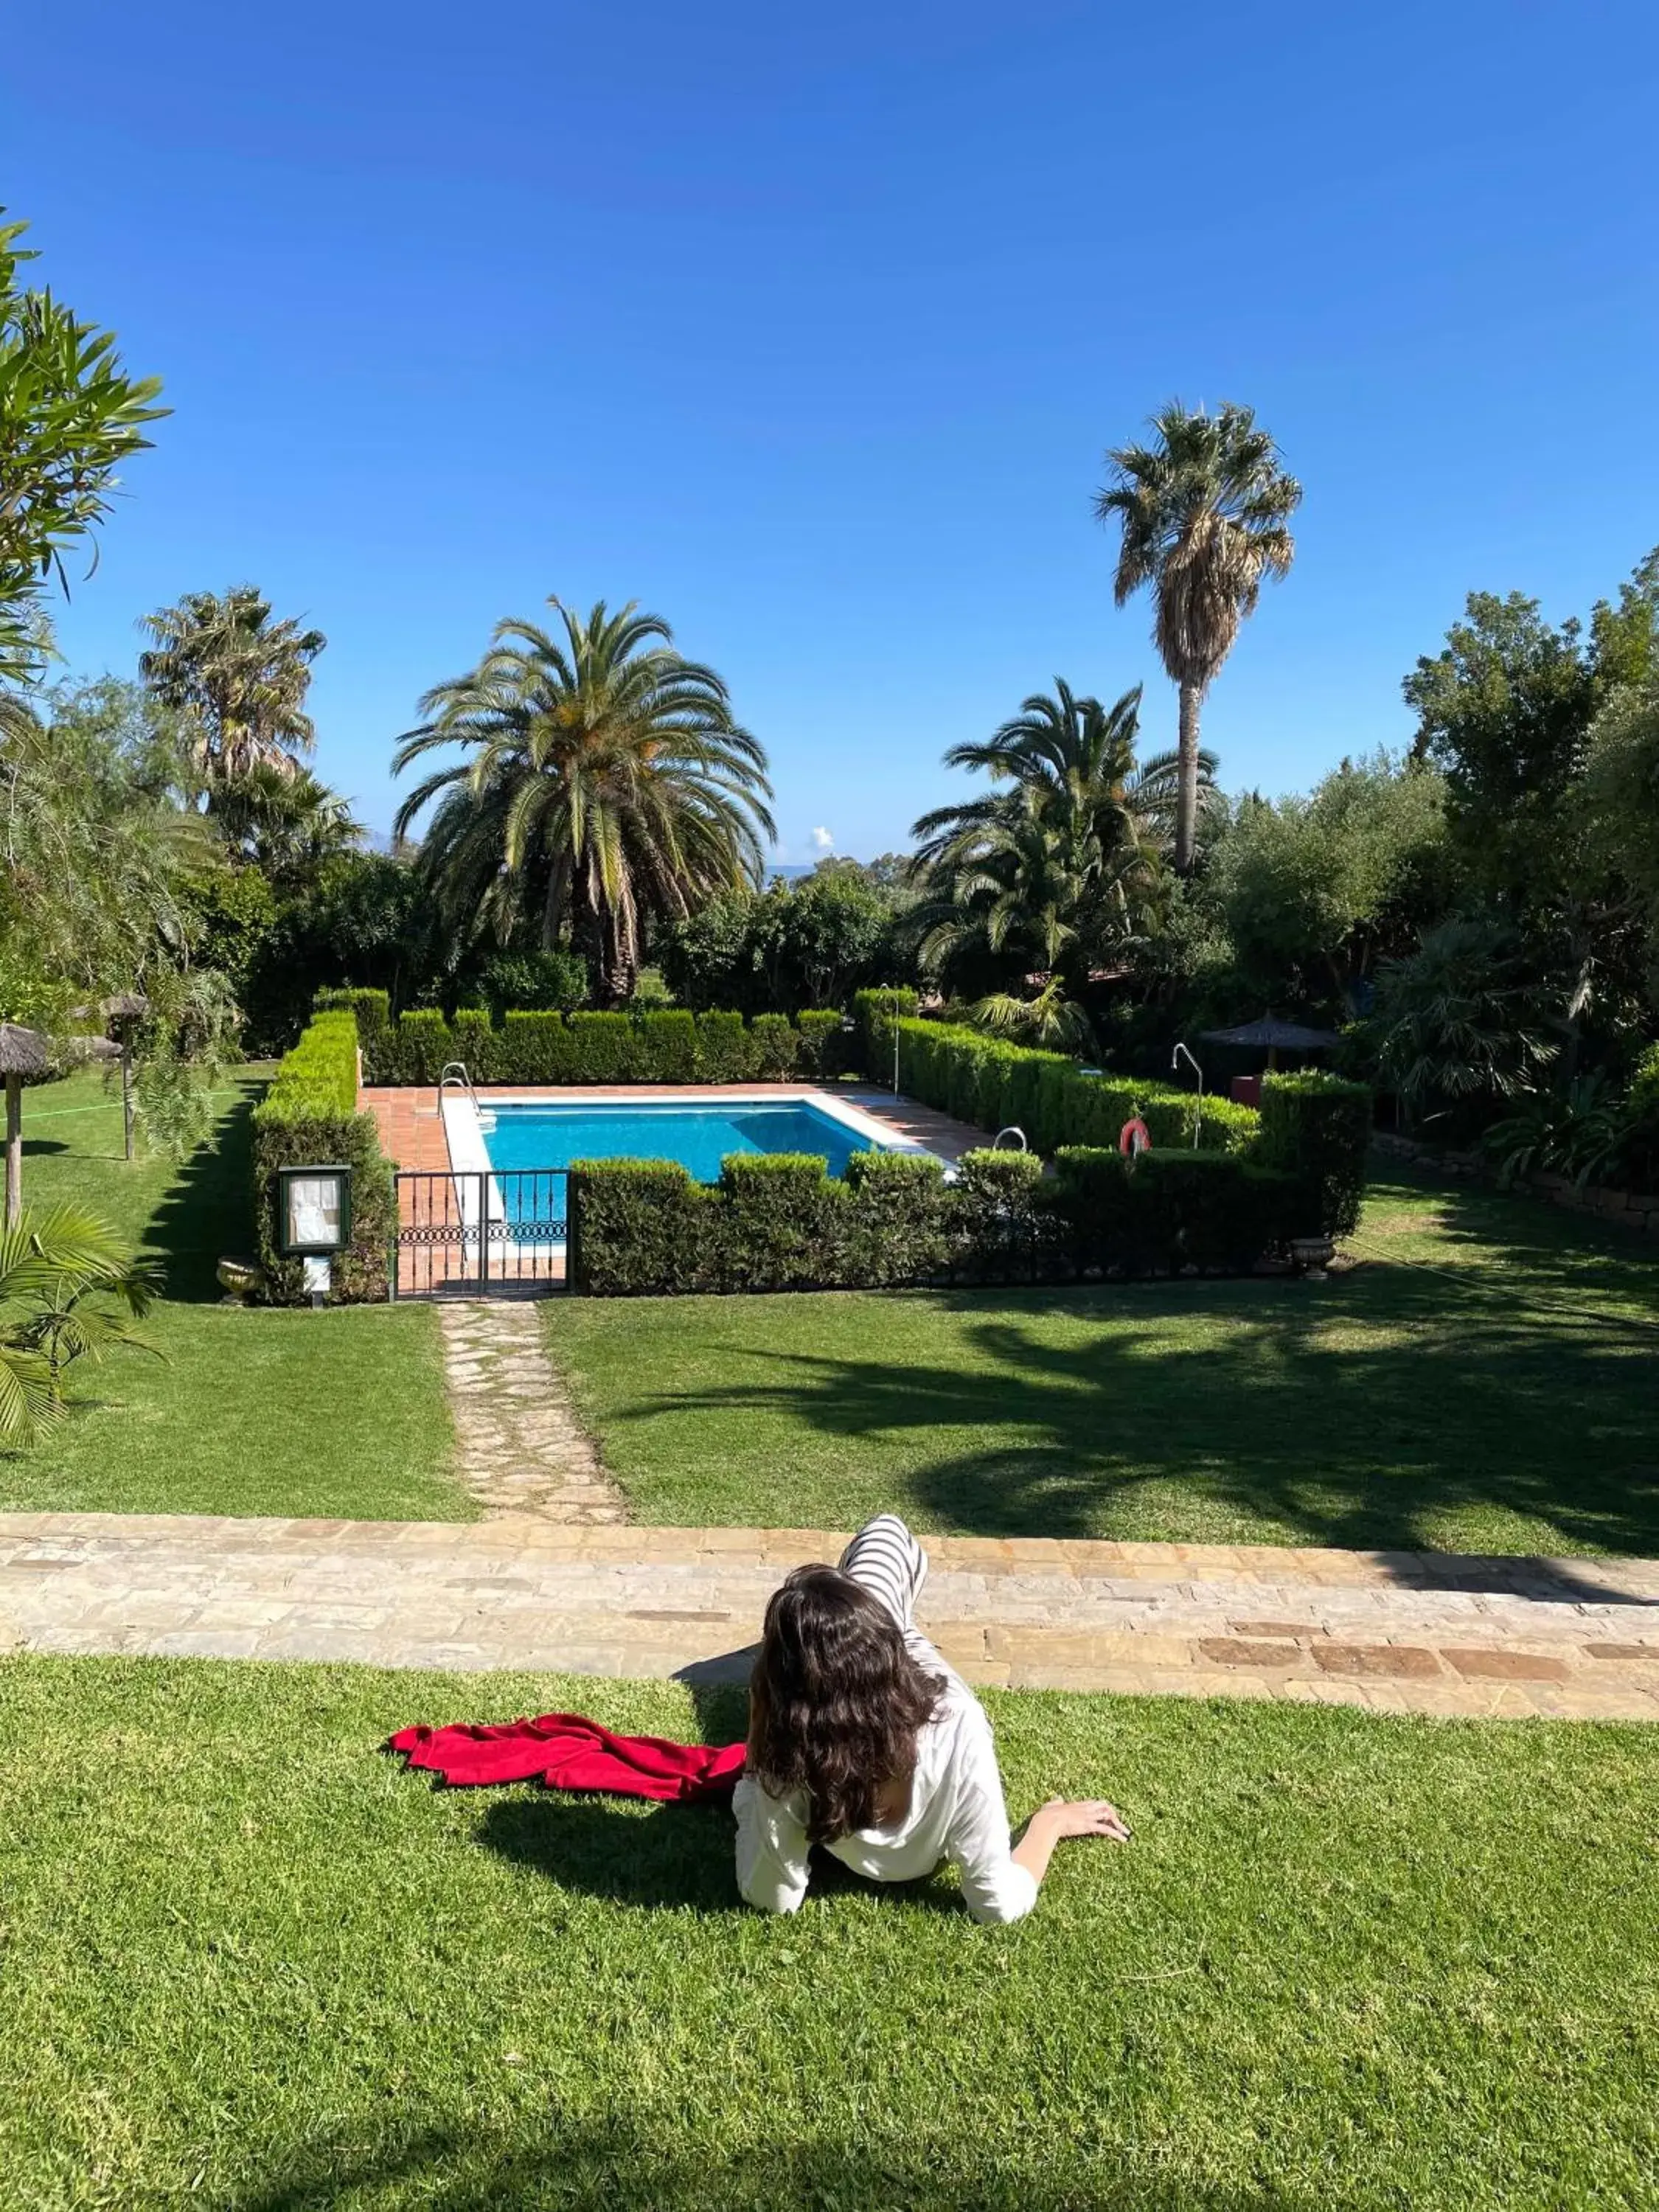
[1119,1117,1152,1158]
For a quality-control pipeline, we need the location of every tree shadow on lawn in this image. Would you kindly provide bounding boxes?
[235,2116,1302,2211]
[622,1264,1659,1561]
[139,1081,262,1300]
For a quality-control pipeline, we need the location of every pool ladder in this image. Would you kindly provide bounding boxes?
[439,1062,496,1133]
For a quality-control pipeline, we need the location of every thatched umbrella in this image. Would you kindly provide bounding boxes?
[102,992,149,1163]
[1200,1015,1340,1071]
[0,1023,51,1228]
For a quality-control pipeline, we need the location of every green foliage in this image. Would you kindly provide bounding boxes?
[388,1008,454,1086]
[658,867,908,1014]
[1481,1074,1632,1193]
[448,1009,496,1082]
[130,967,243,1161]
[694,1010,756,1082]
[0,209,167,681]
[894,1019,1263,1158]
[313,987,391,1043]
[840,1150,952,1285]
[139,586,325,783]
[566,1160,710,1296]
[0,1204,158,1445]
[566,1012,639,1083]
[496,1011,574,1085]
[716,1152,847,1291]
[749,1012,799,1079]
[794,1009,845,1080]
[392,599,773,1001]
[478,948,588,1018]
[636,1009,698,1082]
[1357,918,1555,1124]
[251,1011,393,1304]
[1256,1071,1373,1238]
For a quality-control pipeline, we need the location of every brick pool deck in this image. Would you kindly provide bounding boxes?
[4,1514,1656,1719]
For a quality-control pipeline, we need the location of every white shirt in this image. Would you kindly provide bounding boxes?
[734,1632,1039,1926]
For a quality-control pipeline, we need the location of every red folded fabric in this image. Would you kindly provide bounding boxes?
[388,1712,745,1802]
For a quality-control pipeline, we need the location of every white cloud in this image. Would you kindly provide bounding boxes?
[810,826,835,852]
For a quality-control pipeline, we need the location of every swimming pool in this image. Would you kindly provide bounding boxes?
[481,1096,874,1182]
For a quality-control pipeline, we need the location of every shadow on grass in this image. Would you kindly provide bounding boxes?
[140,1081,262,1300]
[234,2118,1299,2211]
[613,1178,1659,1559]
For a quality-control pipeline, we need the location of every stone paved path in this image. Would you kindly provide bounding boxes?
[3,1514,1656,1718]
[436,1301,625,1524]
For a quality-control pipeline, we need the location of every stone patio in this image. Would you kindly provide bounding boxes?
[4,1513,1655,1719]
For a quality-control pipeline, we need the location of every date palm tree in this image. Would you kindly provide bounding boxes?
[392,599,773,1003]
[139,586,326,783]
[0,1204,157,1444]
[1095,401,1301,874]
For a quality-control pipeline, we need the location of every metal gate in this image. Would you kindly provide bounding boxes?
[391,1169,568,1298]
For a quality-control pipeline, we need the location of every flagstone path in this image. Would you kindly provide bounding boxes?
[437,1301,625,1524]
[3,1513,1656,1719]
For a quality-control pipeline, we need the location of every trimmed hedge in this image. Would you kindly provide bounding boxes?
[1256,1071,1374,1238]
[251,1010,394,1304]
[568,1139,1295,1296]
[852,987,919,1082]
[354,1001,853,1087]
[894,1019,1262,1155]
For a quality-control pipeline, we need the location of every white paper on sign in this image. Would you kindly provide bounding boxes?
[288,1176,340,1248]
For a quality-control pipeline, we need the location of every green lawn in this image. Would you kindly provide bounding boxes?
[1,1070,463,1521]
[547,1168,1659,1555]
[0,1655,1652,2210]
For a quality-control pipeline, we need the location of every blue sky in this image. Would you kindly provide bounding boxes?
[4,0,1656,859]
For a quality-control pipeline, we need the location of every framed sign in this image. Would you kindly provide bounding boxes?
[275,1164,352,1257]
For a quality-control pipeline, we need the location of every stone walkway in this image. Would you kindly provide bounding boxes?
[437,1301,624,1524]
[3,1515,1656,1719]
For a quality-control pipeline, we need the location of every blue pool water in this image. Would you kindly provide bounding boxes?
[482,1099,874,1185]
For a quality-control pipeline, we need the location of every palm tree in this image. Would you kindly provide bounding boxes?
[212,765,361,886]
[0,1204,157,1445]
[392,599,774,1002]
[139,587,326,783]
[908,681,1207,999]
[1095,401,1301,874]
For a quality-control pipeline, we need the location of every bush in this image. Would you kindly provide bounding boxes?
[636,1009,699,1083]
[696,1010,756,1082]
[567,1012,639,1083]
[478,949,588,1018]
[750,1012,800,1081]
[313,987,390,1048]
[449,1007,497,1082]
[385,1008,454,1085]
[796,1009,846,1081]
[251,1011,394,1304]
[842,1150,951,1284]
[567,1161,710,1295]
[1257,1071,1374,1237]
[717,1152,845,1290]
[497,1011,575,1084]
[952,1147,1051,1282]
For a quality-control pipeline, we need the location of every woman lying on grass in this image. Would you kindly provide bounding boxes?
[735,1515,1129,1924]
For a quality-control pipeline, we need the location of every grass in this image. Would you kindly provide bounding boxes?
[1,1070,463,1521]
[0,1655,1653,2210]
[546,1167,1659,1555]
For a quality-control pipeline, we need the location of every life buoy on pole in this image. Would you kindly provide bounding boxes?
[1119,1117,1152,1159]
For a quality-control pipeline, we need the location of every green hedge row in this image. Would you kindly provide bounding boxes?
[344,1001,850,1087]
[251,1010,394,1304]
[893,1018,1264,1155]
[1256,1069,1374,1238]
[568,1144,1301,1295]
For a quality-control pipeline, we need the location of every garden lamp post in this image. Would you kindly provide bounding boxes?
[102,993,148,1163]
[0,1023,50,1229]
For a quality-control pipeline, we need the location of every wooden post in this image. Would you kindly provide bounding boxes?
[122,1038,135,1161]
[5,1072,21,1230]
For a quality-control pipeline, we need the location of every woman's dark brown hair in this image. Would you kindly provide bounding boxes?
[747,1565,945,1843]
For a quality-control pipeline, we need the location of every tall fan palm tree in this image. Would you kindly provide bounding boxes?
[1095,401,1301,874]
[139,586,326,783]
[392,599,774,1002]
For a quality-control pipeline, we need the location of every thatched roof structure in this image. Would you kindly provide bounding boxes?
[1200,1016,1339,1052]
[0,1023,51,1079]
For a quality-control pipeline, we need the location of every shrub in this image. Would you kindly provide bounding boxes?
[717,1152,844,1290]
[636,1009,699,1083]
[567,1012,639,1083]
[567,1161,710,1295]
[388,1008,454,1086]
[842,1150,951,1284]
[1257,1071,1374,1237]
[251,1011,394,1304]
[750,1012,800,1081]
[497,1011,575,1084]
[478,948,588,1018]
[696,1009,756,1082]
[449,1007,497,1083]
[953,1147,1050,1281]
[313,987,390,1048]
[795,1009,844,1080]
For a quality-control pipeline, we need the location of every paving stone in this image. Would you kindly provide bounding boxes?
[1229,1620,1324,1640]
[1442,1647,1573,1683]
[1197,1638,1302,1669]
[1312,1643,1443,1679]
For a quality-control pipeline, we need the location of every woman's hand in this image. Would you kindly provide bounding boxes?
[1037,1797,1131,1843]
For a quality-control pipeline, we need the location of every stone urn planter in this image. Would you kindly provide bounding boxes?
[216,1255,265,1305]
[1289,1234,1335,1280]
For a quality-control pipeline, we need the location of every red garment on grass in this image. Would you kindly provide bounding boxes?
[388,1713,745,1802]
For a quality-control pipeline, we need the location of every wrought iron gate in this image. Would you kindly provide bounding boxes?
[391,1169,568,1297]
